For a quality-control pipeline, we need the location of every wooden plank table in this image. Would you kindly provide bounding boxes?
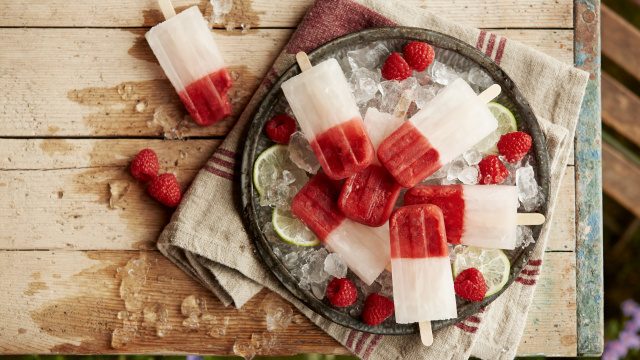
[0,0,602,356]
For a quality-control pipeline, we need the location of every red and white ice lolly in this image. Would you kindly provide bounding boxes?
[337,95,411,227]
[389,204,457,324]
[291,173,390,285]
[281,53,374,180]
[146,0,232,126]
[378,79,500,187]
[404,185,545,250]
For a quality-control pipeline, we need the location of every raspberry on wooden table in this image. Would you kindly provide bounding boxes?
[130,148,159,182]
[147,173,182,208]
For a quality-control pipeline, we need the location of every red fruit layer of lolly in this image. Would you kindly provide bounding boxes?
[291,172,345,241]
[377,121,442,188]
[310,118,374,180]
[389,204,448,259]
[338,165,402,227]
[178,69,233,126]
[404,185,465,245]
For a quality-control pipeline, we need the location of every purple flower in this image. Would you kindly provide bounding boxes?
[620,330,640,349]
[622,299,640,318]
[624,316,640,334]
[186,356,203,360]
[606,340,627,358]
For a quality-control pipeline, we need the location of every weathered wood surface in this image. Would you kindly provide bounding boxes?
[0,250,577,356]
[602,73,640,147]
[574,0,603,356]
[0,139,576,252]
[602,4,640,81]
[0,0,574,28]
[602,142,640,219]
[0,28,573,138]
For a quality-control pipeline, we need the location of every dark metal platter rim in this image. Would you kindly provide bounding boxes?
[240,27,550,335]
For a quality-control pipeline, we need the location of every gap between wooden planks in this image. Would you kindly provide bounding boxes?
[0,138,576,252]
[0,250,576,356]
[0,0,574,28]
[0,28,573,138]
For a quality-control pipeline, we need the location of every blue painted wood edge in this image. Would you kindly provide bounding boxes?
[574,0,604,356]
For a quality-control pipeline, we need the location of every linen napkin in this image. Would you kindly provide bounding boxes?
[158,0,589,358]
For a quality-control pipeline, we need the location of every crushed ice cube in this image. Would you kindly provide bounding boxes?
[210,0,233,24]
[377,78,419,113]
[413,85,439,109]
[467,67,495,89]
[349,68,381,104]
[429,61,459,85]
[288,132,320,174]
[324,253,348,278]
[516,226,535,248]
[463,150,482,166]
[447,159,465,180]
[181,295,202,317]
[311,281,328,299]
[282,170,295,185]
[516,165,543,211]
[458,166,479,185]
[347,43,390,71]
[307,248,330,283]
[261,293,293,332]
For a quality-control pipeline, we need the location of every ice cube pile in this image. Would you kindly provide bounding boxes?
[256,39,544,323]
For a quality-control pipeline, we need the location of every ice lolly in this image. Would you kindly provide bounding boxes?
[146,2,232,126]
[291,172,390,284]
[281,54,374,180]
[389,204,457,324]
[337,96,410,227]
[377,79,500,187]
[404,184,545,250]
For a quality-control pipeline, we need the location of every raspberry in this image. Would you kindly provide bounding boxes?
[478,155,509,185]
[403,41,435,72]
[381,52,412,81]
[147,173,182,208]
[130,148,159,182]
[265,114,297,144]
[454,268,487,302]
[361,293,394,326]
[326,278,357,307]
[497,131,533,163]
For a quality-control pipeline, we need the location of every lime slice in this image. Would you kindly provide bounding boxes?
[473,102,518,154]
[452,246,510,297]
[272,208,320,246]
[253,145,307,197]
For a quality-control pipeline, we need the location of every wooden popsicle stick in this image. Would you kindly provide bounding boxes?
[393,89,413,120]
[158,0,177,19]
[517,213,546,225]
[296,52,313,72]
[478,84,501,103]
[419,321,434,346]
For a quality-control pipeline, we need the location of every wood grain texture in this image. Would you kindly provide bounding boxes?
[0,28,573,138]
[602,142,640,218]
[0,28,291,138]
[0,139,576,252]
[602,72,640,147]
[602,4,640,81]
[0,0,574,28]
[0,250,576,356]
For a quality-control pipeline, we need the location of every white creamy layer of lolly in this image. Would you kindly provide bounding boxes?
[324,220,390,285]
[145,6,225,92]
[364,107,405,150]
[408,78,498,165]
[391,257,457,323]
[281,58,362,142]
[461,185,519,250]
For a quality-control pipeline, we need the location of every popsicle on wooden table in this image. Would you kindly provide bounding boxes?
[404,185,545,250]
[291,172,390,285]
[281,53,374,180]
[390,204,457,345]
[338,94,411,227]
[145,0,233,126]
[378,79,501,187]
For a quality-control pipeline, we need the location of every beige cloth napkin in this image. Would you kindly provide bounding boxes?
[158,0,588,358]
